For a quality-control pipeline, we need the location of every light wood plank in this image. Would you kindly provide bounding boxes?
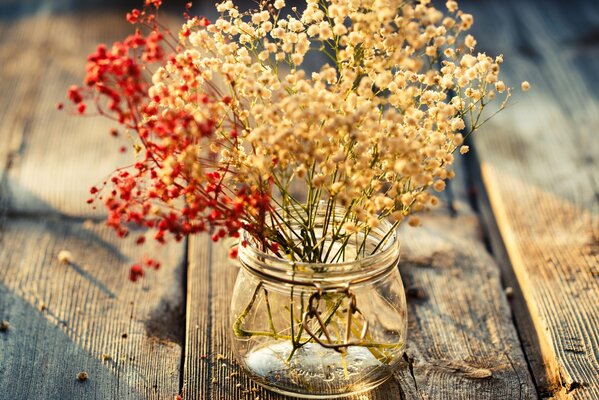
[465,0,599,397]
[398,206,535,399]
[183,160,535,399]
[0,217,185,399]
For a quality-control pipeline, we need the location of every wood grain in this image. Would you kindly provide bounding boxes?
[6,1,589,399]
[465,0,599,397]
[0,11,188,399]
[183,158,535,399]
[0,217,185,399]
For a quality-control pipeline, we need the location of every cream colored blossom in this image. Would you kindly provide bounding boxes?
[433,180,446,192]
[408,217,421,227]
[446,1,458,12]
[144,0,512,250]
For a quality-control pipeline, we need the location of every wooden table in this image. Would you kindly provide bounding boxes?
[0,0,597,398]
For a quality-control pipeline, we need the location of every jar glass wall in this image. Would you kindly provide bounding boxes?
[230,207,407,398]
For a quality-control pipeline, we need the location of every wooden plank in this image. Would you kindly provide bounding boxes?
[464,0,599,397]
[183,159,535,399]
[0,12,142,218]
[0,217,185,399]
[0,10,188,399]
[398,207,536,399]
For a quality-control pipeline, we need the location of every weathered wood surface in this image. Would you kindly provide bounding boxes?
[0,217,185,399]
[465,0,599,398]
[7,0,599,399]
[183,156,536,399]
[0,11,187,400]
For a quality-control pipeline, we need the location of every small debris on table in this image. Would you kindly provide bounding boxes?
[122,333,128,338]
[76,371,88,381]
[0,320,9,332]
[505,286,514,299]
[406,286,427,300]
[57,250,73,265]
[102,353,111,361]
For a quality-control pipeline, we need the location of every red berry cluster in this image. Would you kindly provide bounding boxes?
[63,2,272,280]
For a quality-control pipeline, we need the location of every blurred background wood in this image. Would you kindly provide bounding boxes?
[465,0,599,398]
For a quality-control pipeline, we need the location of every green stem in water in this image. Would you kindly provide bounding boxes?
[287,292,305,362]
[233,285,403,364]
[263,287,279,338]
[233,282,263,337]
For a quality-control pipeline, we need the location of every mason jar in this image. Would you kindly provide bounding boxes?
[230,209,407,398]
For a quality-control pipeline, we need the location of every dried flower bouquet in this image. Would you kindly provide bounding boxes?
[64,0,525,395]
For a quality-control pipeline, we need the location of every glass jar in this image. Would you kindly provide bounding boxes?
[230,208,407,398]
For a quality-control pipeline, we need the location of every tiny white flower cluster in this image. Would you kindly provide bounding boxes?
[148,0,515,252]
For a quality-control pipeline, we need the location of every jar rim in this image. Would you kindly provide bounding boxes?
[237,217,400,287]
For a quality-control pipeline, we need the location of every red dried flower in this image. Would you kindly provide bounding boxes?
[68,1,273,282]
[126,9,140,24]
[129,264,144,282]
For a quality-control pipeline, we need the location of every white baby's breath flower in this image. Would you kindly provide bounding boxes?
[137,0,515,256]
[408,217,421,227]
[450,117,465,131]
[495,81,506,93]
[464,34,476,50]
[330,182,343,195]
[343,222,358,234]
[318,21,333,40]
[445,1,458,12]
